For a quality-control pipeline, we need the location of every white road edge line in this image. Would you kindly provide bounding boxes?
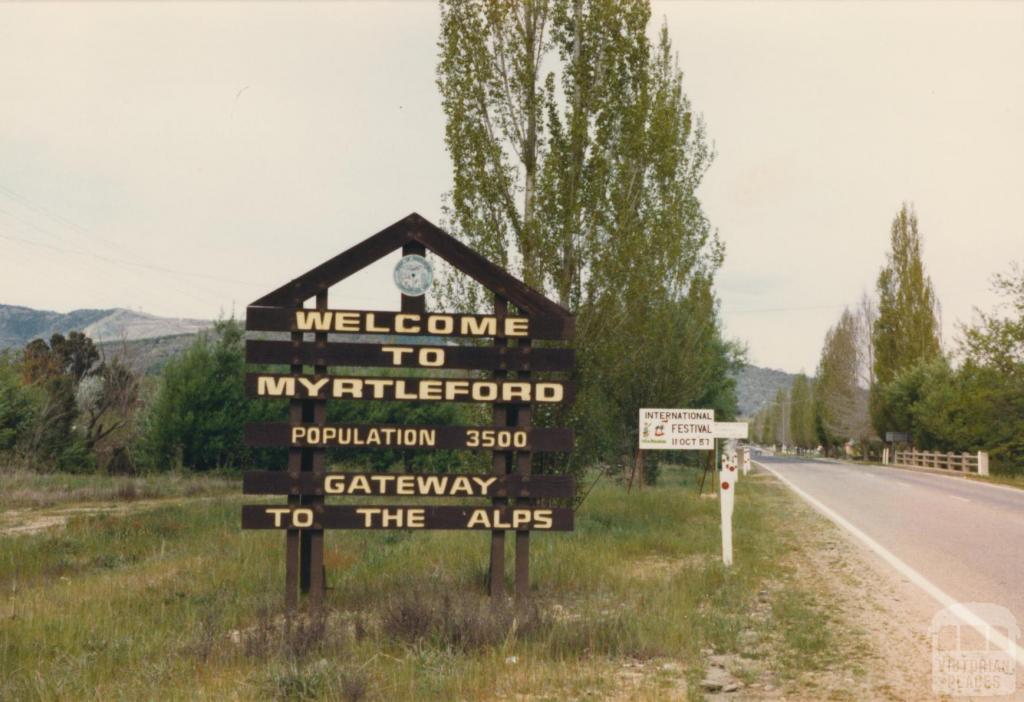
[755,459,1024,667]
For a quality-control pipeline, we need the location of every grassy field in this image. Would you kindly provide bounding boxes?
[1,468,869,701]
[0,470,238,510]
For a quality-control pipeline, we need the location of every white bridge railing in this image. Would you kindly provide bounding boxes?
[884,448,989,476]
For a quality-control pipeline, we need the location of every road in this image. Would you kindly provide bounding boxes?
[755,454,1024,645]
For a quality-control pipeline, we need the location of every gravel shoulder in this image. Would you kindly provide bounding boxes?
[732,472,941,701]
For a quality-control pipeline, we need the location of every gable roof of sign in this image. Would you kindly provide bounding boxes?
[249,212,569,318]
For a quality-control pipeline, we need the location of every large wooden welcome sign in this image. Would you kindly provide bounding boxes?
[243,213,575,609]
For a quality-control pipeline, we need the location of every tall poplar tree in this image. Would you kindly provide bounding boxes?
[817,309,872,450]
[437,0,734,471]
[788,374,816,449]
[872,203,942,432]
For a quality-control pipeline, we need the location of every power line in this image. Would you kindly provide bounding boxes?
[0,183,429,311]
[0,231,223,309]
[0,207,263,287]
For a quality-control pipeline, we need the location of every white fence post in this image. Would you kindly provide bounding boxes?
[720,470,734,567]
[978,451,989,476]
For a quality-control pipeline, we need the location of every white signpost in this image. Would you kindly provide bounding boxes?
[720,449,737,566]
[637,408,743,568]
[638,408,715,450]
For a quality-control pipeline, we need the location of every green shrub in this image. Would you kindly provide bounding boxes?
[140,319,285,471]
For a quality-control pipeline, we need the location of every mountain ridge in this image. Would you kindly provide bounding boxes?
[734,364,802,418]
[0,304,211,349]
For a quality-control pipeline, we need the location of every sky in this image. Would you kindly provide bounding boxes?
[1,1,1022,374]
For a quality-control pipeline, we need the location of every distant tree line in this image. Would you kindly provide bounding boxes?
[752,203,1023,474]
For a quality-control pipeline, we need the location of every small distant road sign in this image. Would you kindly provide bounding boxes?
[714,421,749,440]
[886,431,911,443]
[638,408,715,450]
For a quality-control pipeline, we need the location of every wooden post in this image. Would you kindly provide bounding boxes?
[489,295,509,598]
[299,409,313,593]
[698,450,710,495]
[401,240,427,485]
[307,288,328,609]
[514,335,532,601]
[285,290,304,611]
[627,449,641,493]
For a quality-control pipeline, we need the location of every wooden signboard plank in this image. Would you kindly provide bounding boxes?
[245,306,574,340]
[241,505,574,531]
[244,422,574,452]
[307,287,328,607]
[245,339,574,372]
[245,373,574,403]
[242,471,575,498]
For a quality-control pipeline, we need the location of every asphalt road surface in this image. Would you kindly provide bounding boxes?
[755,454,1024,636]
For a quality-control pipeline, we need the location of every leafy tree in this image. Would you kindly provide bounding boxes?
[750,395,783,447]
[571,275,741,470]
[760,403,775,446]
[961,262,1024,374]
[0,352,33,453]
[816,309,871,451]
[876,357,949,445]
[141,320,281,471]
[437,0,732,474]
[880,355,1022,473]
[872,203,942,432]
[16,332,104,471]
[788,374,816,449]
[926,262,1024,472]
[764,388,780,446]
[77,357,141,464]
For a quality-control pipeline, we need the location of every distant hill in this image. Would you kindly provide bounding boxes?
[733,364,802,418]
[100,333,204,374]
[0,304,211,350]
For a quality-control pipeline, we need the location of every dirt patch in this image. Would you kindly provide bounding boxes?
[0,497,219,537]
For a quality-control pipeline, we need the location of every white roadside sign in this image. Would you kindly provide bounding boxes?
[638,408,715,450]
[714,421,749,439]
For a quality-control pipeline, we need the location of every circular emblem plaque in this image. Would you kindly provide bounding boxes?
[393,254,433,297]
